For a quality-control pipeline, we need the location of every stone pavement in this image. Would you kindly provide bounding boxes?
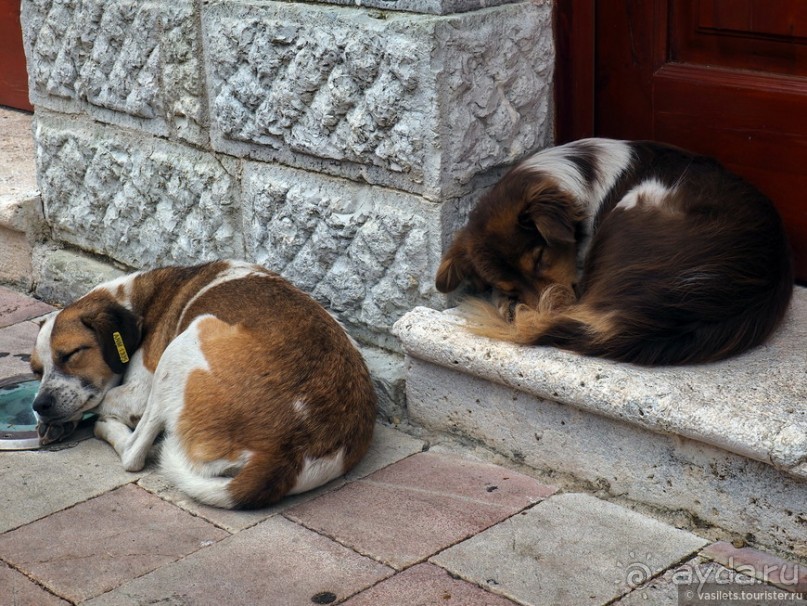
[1,285,805,605]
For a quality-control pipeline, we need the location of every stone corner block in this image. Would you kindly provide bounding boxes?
[242,161,446,350]
[34,113,243,270]
[203,0,553,198]
[308,0,527,16]
[33,245,126,306]
[21,0,207,145]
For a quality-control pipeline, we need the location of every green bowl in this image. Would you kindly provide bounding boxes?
[0,375,40,450]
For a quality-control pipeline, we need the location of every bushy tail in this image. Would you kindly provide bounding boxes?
[460,288,791,366]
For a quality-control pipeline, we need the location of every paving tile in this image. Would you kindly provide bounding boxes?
[137,470,346,533]
[84,516,393,606]
[345,422,426,481]
[0,321,40,378]
[135,423,423,533]
[431,493,708,606]
[0,561,70,606]
[286,451,557,569]
[0,438,146,533]
[615,557,806,605]
[0,484,229,603]
[702,541,807,592]
[343,562,519,606]
[0,286,54,328]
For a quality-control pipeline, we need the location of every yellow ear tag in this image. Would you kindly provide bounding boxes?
[112,331,130,364]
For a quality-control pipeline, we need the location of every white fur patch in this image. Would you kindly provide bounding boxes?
[288,449,346,496]
[92,272,141,309]
[521,138,634,215]
[159,437,239,509]
[616,179,673,212]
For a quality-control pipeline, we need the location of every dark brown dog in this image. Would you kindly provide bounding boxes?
[437,139,793,365]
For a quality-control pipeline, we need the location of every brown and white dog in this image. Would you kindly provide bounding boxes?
[30,260,377,508]
[437,139,794,365]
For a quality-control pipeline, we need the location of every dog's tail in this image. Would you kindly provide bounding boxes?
[159,437,240,509]
[461,283,791,366]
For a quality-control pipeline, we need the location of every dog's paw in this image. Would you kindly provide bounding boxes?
[37,419,80,445]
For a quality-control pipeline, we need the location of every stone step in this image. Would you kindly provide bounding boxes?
[0,108,43,290]
[393,287,807,557]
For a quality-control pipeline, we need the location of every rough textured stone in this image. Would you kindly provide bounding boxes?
[33,246,125,306]
[307,0,521,16]
[34,112,242,269]
[203,0,553,198]
[22,0,206,144]
[243,161,443,348]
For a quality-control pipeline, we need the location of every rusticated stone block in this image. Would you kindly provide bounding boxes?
[21,0,206,144]
[35,112,242,268]
[300,0,519,16]
[204,0,553,198]
[243,162,445,349]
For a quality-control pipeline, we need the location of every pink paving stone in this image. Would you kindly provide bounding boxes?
[702,541,807,593]
[285,452,557,569]
[0,561,69,606]
[0,484,229,603]
[0,321,40,378]
[0,286,55,328]
[342,562,520,606]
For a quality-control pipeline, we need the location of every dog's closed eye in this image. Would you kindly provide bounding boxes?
[58,346,90,365]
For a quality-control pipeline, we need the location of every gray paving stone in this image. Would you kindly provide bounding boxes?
[0,484,229,604]
[33,246,125,307]
[345,422,426,481]
[0,437,144,533]
[431,493,708,606]
[84,516,393,606]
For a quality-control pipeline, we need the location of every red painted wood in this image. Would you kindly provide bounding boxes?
[554,0,596,143]
[555,0,807,281]
[0,0,33,110]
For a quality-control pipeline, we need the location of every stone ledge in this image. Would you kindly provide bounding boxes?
[393,287,807,479]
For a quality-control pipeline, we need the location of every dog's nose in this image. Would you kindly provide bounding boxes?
[33,392,55,416]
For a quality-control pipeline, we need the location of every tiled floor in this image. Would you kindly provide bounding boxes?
[1,284,805,605]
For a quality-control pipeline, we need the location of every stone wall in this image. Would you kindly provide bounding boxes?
[21,0,555,417]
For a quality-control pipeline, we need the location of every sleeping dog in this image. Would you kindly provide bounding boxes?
[30,260,377,508]
[437,139,793,365]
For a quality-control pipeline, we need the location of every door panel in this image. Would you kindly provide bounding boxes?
[572,0,807,282]
[0,0,33,110]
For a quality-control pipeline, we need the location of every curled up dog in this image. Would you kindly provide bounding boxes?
[436,139,794,365]
[30,260,377,508]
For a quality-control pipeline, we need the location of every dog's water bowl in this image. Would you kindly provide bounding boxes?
[0,374,41,450]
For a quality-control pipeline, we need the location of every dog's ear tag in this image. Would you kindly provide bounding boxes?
[112,331,130,364]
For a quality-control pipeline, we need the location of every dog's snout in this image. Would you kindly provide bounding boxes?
[33,392,55,416]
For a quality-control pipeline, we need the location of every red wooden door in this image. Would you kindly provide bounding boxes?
[1,0,33,110]
[556,0,807,283]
